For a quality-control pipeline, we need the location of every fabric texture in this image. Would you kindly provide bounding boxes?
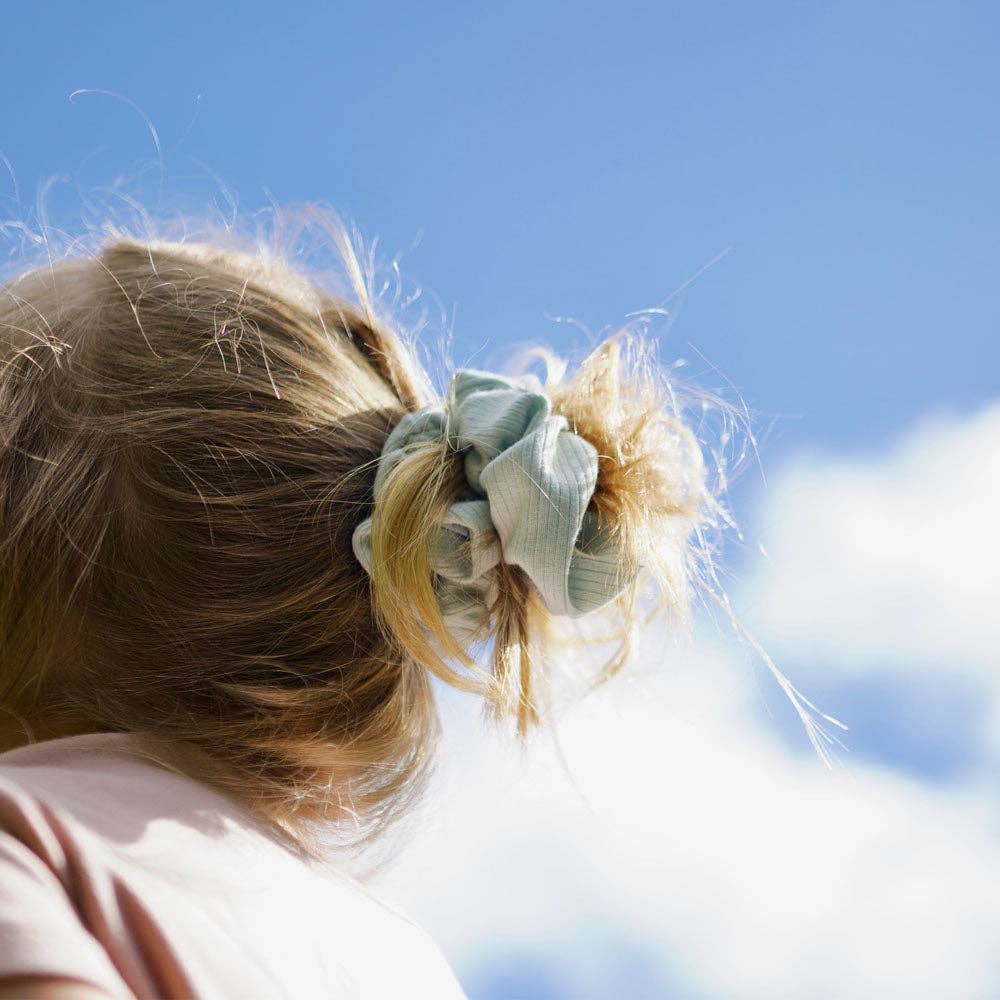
[0,733,466,999]
[352,369,635,641]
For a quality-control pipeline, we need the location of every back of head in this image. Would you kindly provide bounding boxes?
[0,225,710,844]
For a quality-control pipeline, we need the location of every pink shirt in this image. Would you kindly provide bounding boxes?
[0,733,466,999]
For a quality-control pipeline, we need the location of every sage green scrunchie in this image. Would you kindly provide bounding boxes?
[351,369,635,642]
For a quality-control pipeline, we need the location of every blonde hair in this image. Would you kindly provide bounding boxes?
[0,218,716,845]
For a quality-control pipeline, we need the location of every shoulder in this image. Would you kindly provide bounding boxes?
[0,813,127,995]
[0,734,198,997]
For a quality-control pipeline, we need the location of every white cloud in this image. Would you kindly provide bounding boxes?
[372,638,1000,1000]
[745,402,1000,676]
[366,403,1000,1000]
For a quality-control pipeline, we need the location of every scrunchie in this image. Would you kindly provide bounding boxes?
[351,369,635,642]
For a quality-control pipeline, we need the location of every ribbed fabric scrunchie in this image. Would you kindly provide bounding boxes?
[351,370,635,642]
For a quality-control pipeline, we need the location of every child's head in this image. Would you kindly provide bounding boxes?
[0,223,711,841]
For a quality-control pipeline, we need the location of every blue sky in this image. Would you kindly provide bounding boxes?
[3,3,999,998]
[3,1,997,455]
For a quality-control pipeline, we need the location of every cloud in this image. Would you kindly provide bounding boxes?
[367,403,1000,1000]
[743,400,1000,767]
[372,639,1000,999]
[745,402,1000,676]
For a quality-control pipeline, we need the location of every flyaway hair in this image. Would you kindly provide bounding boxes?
[0,212,840,849]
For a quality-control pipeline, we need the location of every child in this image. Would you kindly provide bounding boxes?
[0,222,709,998]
